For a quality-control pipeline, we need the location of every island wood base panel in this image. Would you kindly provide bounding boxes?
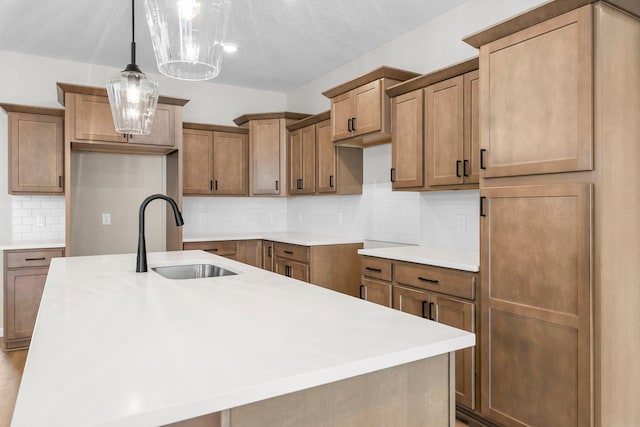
[169,353,454,427]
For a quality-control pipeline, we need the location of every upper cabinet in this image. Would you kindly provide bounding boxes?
[387,58,479,191]
[234,112,310,196]
[286,111,363,196]
[57,83,188,155]
[1,104,64,194]
[322,67,419,147]
[469,6,593,178]
[182,123,249,196]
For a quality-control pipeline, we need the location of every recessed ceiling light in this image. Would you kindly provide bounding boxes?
[223,43,238,53]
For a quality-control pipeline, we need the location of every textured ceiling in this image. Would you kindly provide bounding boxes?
[0,0,467,92]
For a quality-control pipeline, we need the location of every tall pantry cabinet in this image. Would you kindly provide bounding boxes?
[464,1,640,426]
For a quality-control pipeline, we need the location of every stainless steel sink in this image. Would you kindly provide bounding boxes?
[152,264,237,280]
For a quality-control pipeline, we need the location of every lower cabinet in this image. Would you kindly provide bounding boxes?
[3,248,65,350]
[262,241,275,272]
[360,254,478,410]
[237,240,263,268]
[183,241,238,260]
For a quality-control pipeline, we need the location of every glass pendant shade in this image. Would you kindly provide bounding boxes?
[144,0,232,81]
[106,66,159,135]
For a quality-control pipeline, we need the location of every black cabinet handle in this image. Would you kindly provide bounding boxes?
[214,180,218,191]
[347,118,352,132]
[267,246,272,257]
[365,267,382,273]
[480,149,487,169]
[284,250,294,255]
[359,284,365,299]
[284,265,291,277]
[429,302,436,320]
[329,175,334,188]
[421,301,429,319]
[418,276,439,284]
[352,117,356,131]
[275,180,279,191]
[456,160,462,177]
[58,176,63,188]
[25,257,46,261]
[480,196,486,217]
[296,178,303,190]
[463,160,469,177]
[210,180,213,191]
[390,168,396,183]
[210,248,218,252]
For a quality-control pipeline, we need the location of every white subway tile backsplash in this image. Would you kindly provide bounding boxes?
[10,195,65,241]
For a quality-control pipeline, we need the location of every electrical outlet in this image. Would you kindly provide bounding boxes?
[36,215,45,227]
[456,214,466,232]
[102,213,111,225]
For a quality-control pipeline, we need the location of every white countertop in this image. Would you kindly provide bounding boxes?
[0,240,65,251]
[183,231,363,246]
[358,246,480,272]
[13,250,474,427]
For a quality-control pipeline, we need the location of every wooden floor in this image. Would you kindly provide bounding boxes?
[0,347,469,427]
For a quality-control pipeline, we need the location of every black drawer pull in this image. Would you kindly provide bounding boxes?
[429,302,436,320]
[275,180,279,191]
[214,180,218,191]
[209,248,218,252]
[463,160,469,177]
[418,277,438,284]
[359,284,365,299]
[329,175,334,188]
[25,257,46,261]
[390,168,396,183]
[480,149,487,169]
[421,300,429,319]
[365,267,382,273]
[352,117,356,131]
[456,160,462,177]
[58,176,63,188]
[480,196,487,217]
[267,246,272,257]
[347,118,353,132]
[283,250,294,255]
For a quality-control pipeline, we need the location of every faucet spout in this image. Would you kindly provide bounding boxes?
[136,194,184,273]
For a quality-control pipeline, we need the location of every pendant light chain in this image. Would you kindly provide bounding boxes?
[131,0,136,66]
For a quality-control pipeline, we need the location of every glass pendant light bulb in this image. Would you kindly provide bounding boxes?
[107,0,159,135]
[144,0,231,81]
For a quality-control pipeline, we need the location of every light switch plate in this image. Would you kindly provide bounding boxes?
[456,214,466,232]
[102,213,111,225]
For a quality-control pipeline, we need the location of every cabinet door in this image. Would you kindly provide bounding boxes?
[392,285,431,319]
[360,278,392,308]
[480,6,593,178]
[316,119,336,194]
[9,113,64,194]
[288,129,303,194]
[274,258,309,282]
[250,119,282,195]
[331,91,353,141]
[300,125,316,193]
[183,129,213,195]
[463,70,480,184]
[73,94,127,143]
[426,75,464,187]
[5,267,48,341]
[213,131,248,196]
[128,103,175,147]
[480,183,592,426]
[353,80,382,137]
[432,294,475,409]
[391,89,424,189]
[237,240,263,268]
[262,241,275,272]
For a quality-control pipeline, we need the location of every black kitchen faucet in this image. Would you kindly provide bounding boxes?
[136,194,184,272]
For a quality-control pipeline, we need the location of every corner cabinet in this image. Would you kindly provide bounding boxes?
[1,104,65,195]
[182,123,248,196]
[57,82,188,155]
[322,67,419,147]
[233,112,310,196]
[387,58,479,192]
[286,111,363,196]
[3,248,65,350]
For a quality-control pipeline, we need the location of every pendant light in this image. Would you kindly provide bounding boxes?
[144,0,232,81]
[106,0,159,135]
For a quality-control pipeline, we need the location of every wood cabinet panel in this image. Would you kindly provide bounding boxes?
[463,70,480,185]
[480,183,591,426]
[183,129,213,195]
[361,256,392,282]
[128,103,175,147]
[315,119,336,194]
[183,241,237,256]
[73,94,127,143]
[250,119,283,195]
[393,285,431,319]
[330,91,354,142]
[288,125,315,195]
[8,112,64,194]
[352,80,382,136]
[360,278,392,307]
[480,6,593,178]
[213,132,248,196]
[274,242,309,264]
[391,89,424,189]
[237,240,263,268]
[426,75,464,187]
[6,249,64,269]
[274,258,309,282]
[394,262,475,300]
[262,241,275,272]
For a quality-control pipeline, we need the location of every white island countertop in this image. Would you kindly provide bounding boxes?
[183,232,362,246]
[13,250,474,427]
[358,246,480,272]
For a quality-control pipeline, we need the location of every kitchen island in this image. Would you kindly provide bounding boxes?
[11,250,474,426]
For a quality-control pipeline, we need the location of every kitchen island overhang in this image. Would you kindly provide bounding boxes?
[12,250,474,426]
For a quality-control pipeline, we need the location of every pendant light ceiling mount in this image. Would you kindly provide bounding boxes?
[106,0,159,136]
[144,0,232,81]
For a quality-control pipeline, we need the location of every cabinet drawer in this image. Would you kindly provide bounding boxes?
[5,249,64,269]
[183,241,237,256]
[274,242,309,263]
[361,256,392,281]
[393,262,476,300]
